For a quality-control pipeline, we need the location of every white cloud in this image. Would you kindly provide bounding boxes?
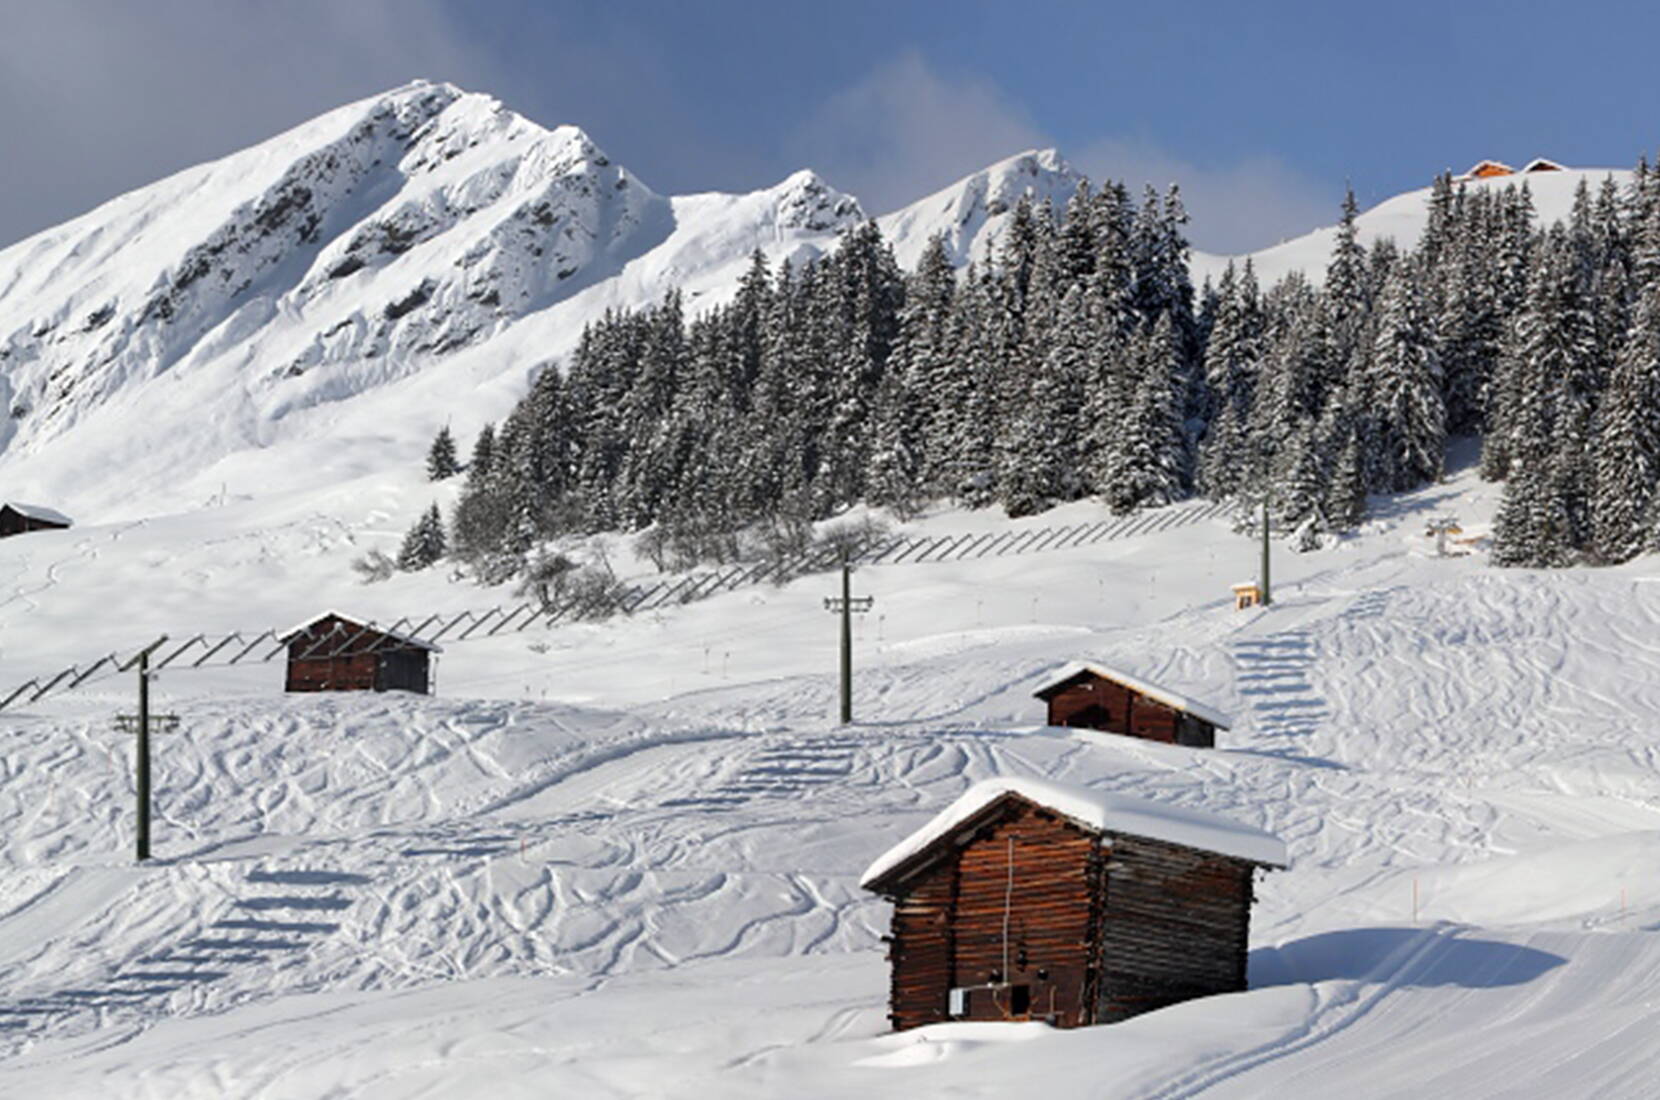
[0,0,486,247]
[786,52,1050,215]
[1073,138,1339,256]
[788,53,1338,253]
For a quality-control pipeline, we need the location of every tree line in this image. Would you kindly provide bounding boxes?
[399,157,1660,577]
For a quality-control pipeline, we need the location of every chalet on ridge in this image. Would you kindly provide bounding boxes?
[1457,157,1567,182]
[0,502,73,538]
[281,611,439,695]
[862,777,1287,1031]
[1460,159,1515,180]
[1034,662,1230,748]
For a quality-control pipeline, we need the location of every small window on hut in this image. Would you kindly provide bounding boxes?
[1010,985,1031,1016]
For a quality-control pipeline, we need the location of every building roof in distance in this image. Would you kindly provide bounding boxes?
[2,501,73,525]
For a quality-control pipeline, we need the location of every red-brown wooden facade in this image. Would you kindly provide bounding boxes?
[867,791,1273,1032]
[1035,667,1222,748]
[282,613,435,694]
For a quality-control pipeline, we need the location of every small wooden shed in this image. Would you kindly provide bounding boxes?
[1521,157,1566,173]
[1034,662,1230,748]
[0,502,73,538]
[862,777,1286,1031]
[1460,159,1515,180]
[281,611,439,694]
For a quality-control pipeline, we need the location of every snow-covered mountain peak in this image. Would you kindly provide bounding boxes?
[768,169,866,233]
[878,147,1085,270]
[0,82,679,511]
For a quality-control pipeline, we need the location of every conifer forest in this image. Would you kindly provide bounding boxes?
[426,160,1660,576]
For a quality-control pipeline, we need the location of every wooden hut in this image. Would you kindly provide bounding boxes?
[1521,157,1566,173]
[0,502,72,538]
[281,611,439,694]
[1459,159,1515,180]
[1033,662,1229,748]
[862,777,1286,1031]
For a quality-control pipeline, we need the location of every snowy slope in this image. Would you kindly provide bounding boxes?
[1192,167,1632,289]
[0,83,867,518]
[877,148,1085,271]
[3,455,1660,1096]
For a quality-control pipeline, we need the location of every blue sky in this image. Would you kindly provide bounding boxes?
[0,1,1653,253]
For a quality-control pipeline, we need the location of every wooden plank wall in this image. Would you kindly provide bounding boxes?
[286,652,378,692]
[1048,676,1181,744]
[1095,834,1255,1023]
[887,861,956,1030]
[952,806,1102,1027]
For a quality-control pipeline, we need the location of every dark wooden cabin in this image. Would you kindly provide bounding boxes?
[281,611,439,694]
[0,502,73,538]
[861,778,1286,1032]
[1034,663,1229,748]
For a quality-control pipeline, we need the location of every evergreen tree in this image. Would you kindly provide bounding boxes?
[397,504,447,571]
[1369,265,1446,490]
[1591,286,1660,562]
[468,423,496,484]
[426,425,460,481]
[1106,316,1186,512]
[1325,403,1368,530]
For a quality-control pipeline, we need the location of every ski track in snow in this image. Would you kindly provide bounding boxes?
[2,466,1660,1095]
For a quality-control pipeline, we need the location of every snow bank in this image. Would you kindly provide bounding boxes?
[860,776,1288,889]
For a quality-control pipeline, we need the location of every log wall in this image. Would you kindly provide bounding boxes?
[284,615,430,694]
[886,859,956,1030]
[951,805,1101,1027]
[1045,673,1215,746]
[1095,833,1255,1023]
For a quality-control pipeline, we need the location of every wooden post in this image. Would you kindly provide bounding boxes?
[1260,497,1273,607]
[839,562,853,725]
[136,651,151,862]
[823,559,873,725]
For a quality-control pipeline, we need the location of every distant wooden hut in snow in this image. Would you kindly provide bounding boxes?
[862,777,1286,1030]
[281,611,439,694]
[1458,159,1515,180]
[1033,663,1229,748]
[0,502,72,538]
[1521,157,1566,173]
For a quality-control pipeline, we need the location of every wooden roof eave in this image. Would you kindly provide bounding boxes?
[865,790,1289,896]
[863,792,1104,895]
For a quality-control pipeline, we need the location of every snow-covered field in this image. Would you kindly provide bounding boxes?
[2,83,1655,1095]
[2,449,1658,1098]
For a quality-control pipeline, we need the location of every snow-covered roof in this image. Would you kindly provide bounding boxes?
[1,501,72,525]
[861,777,1288,889]
[1522,158,1566,173]
[1034,661,1231,729]
[279,609,443,652]
[1459,159,1514,178]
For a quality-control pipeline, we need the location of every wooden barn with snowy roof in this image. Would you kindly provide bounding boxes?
[281,611,440,695]
[1033,662,1229,748]
[0,502,73,538]
[1458,159,1515,181]
[862,777,1286,1031]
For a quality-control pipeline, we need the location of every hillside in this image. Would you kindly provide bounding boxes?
[1,457,1659,1096]
[0,76,1628,526]
[1191,165,1631,288]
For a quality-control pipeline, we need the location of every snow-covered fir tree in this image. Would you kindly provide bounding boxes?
[421,155,1660,579]
[426,426,460,481]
